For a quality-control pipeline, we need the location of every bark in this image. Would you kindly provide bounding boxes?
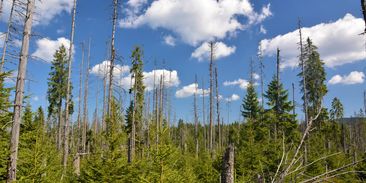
[194,75,198,158]
[0,0,16,73]
[214,67,221,150]
[63,0,77,174]
[221,144,234,183]
[209,42,214,153]
[298,19,308,124]
[107,0,118,118]
[82,40,91,153]
[7,0,35,181]
[77,43,85,152]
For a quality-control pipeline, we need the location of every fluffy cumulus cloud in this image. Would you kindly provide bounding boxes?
[31,37,72,62]
[120,69,180,91]
[260,14,366,69]
[223,78,250,90]
[192,42,236,61]
[225,94,240,102]
[328,71,365,85]
[175,83,210,98]
[121,0,271,46]
[2,0,73,25]
[163,35,176,46]
[90,60,130,78]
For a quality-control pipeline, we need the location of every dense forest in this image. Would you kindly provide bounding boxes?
[1,0,366,182]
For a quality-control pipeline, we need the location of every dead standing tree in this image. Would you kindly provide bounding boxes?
[63,0,77,174]
[0,0,16,73]
[7,0,35,181]
[209,42,215,154]
[107,0,118,119]
[82,40,91,153]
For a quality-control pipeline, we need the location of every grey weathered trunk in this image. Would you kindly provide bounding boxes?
[221,144,234,183]
[77,43,85,152]
[63,0,77,174]
[82,40,91,153]
[202,79,206,151]
[215,67,221,150]
[194,75,199,158]
[7,0,35,181]
[107,0,118,118]
[0,0,15,73]
[209,42,214,153]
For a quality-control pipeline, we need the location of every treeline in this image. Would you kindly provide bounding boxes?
[1,0,366,182]
[0,39,366,182]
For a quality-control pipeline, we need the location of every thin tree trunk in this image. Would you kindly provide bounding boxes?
[102,68,107,131]
[63,0,77,175]
[298,19,308,124]
[209,42,214,153]
[77,43,85,152]
[107,0,118,118]
[7,0,35,181]
[57,98,63,150]
[202,79,206,151]
[82,40,91,153]
[194,75,199,158]
[215,67,221,150]
[0,0,16,73]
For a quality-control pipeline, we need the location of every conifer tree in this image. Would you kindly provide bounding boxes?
[47,45,69,149]
[299,37,327,121]
[0,72,12,180]
[264,76,296,136]
[241,83,260,121]
[129,46,145,161]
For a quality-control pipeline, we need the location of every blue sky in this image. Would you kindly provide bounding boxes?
[1,0,365,124]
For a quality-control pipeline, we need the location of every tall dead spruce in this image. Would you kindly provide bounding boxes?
[7,0,35,181]
[107,0,118,118]
[63,0,77,174]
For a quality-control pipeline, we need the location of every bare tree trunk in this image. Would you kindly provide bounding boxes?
[7,0,35,181]
[107,0,118,118]
[215,67,221,150]
[202,79,206,151]
[221,144,234,183]
[209,42,214,153]
[82,40,91,153]
[194,75,199,158]
[130,73,137,163]
[77,43,85,152]
[102,69,107,131]
[0,0,16,73]
[258,43,264,108]
[93,75,99,134]
[63,0,77,175]
[57,98,63,150]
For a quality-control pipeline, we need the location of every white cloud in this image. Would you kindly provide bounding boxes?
[223,78,250,90]
[31,37,73,62]
[121,0,271,46]
[127,0,148,10]
[175,83,210,98]
[3,0,73,26]
[192,42,236,61]
[259,25,267,34]
[90,60,130,78]
[328,71,365,85]
[260,14,366,69]
[163,35,176,46]
[225,94,240,102]
[120,69,180,91]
